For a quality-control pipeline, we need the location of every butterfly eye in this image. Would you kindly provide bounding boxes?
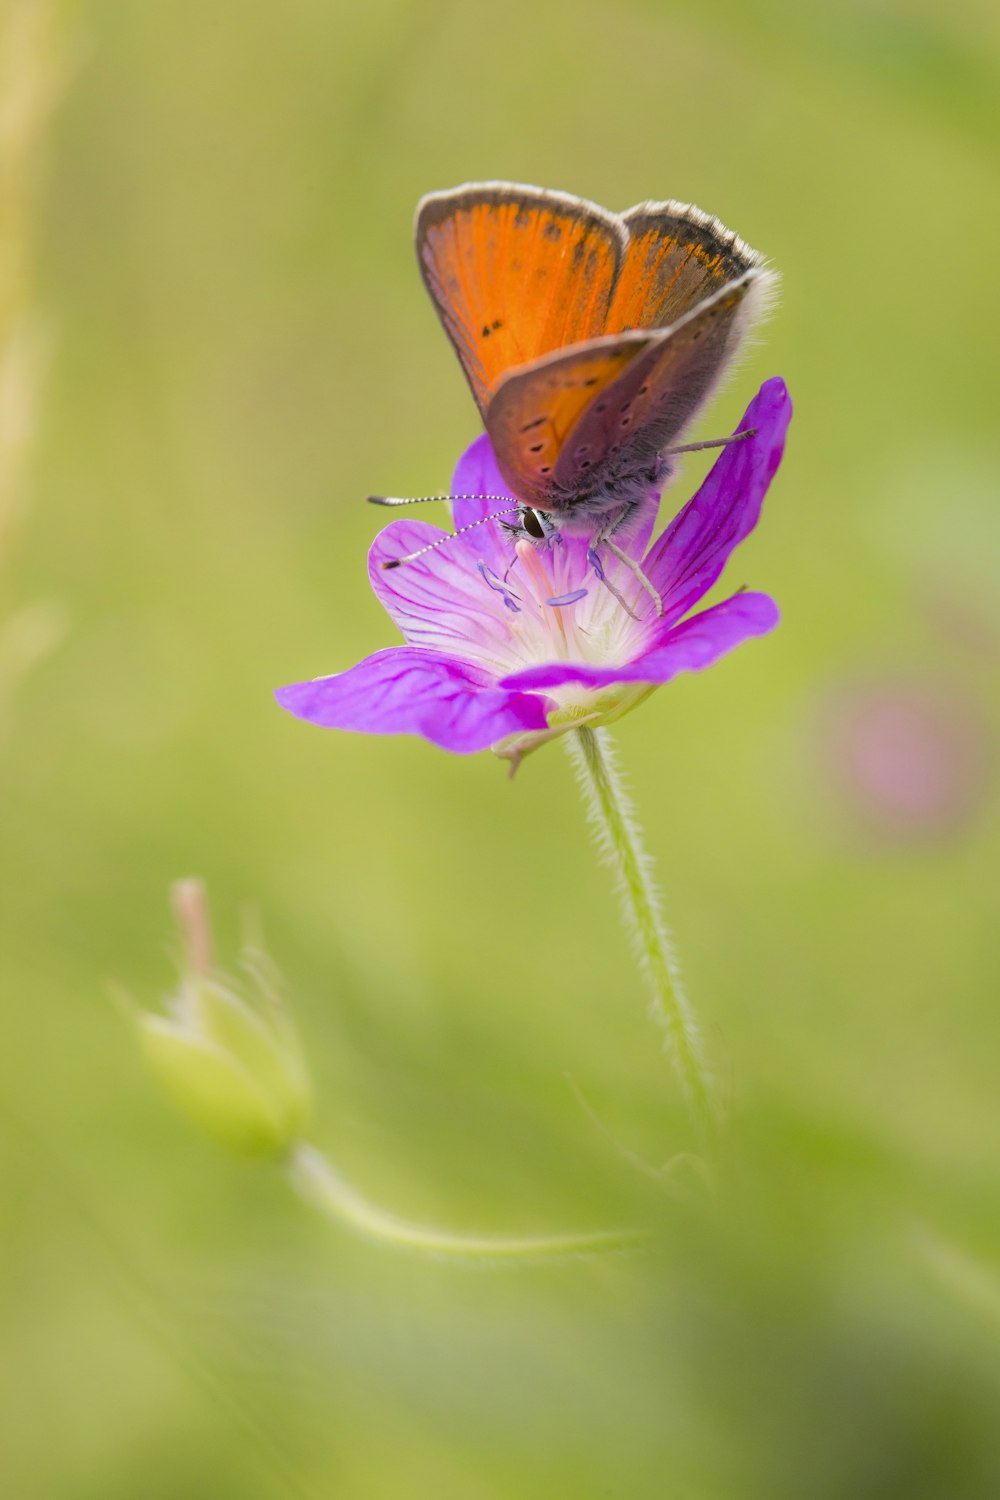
[522,508,545,539]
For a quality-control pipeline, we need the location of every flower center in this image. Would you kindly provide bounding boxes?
[468,536,649,683]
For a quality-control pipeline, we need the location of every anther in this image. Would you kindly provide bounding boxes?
[478,560,522,613]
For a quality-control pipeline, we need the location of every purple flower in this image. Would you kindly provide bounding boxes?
[276,378,792,760]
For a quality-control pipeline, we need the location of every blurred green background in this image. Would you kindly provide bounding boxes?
[2,0,999,1495]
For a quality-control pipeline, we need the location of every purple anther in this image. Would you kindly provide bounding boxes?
[478,560,521,613]
[587,547,606,581]
[545,588,589,608]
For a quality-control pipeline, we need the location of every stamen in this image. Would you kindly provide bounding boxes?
[477,560,521,613]
[545,588,588,608]
[587,547,606,581]
[514,538,555,607]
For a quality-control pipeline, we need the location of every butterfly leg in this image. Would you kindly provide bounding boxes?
[662,427,756,457]
[601,536,663,617]
[590,558,642,621]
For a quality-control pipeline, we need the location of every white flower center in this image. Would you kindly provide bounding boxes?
[463,536,653,686]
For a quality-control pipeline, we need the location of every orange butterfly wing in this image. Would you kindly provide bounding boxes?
[486,274,763,511]
[552,273,765,497]
[416,183,626,411]
[606,201,766,334]
[482,333,661,509]
[416,183,776,515]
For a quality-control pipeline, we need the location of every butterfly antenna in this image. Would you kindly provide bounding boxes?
[380,506,522,569]
[367,493,515,507]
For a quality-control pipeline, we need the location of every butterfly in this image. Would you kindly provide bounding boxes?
[415,181,775,538]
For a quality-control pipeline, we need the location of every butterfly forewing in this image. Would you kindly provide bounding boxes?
[605,202,763,334]
[416,183,626,412]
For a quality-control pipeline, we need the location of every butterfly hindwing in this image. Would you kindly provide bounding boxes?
[482,333,659,509]
[416,183,626,412]
[552,272,766,500]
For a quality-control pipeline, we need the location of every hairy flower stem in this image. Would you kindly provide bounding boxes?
[567,725,718,1144]
[286,1141,644,1263]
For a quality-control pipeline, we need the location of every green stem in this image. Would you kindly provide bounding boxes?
[566,725,718,1142]
[286,1141,645,1262]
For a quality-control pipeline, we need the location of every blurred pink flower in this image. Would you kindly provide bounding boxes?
[826,678,992,840]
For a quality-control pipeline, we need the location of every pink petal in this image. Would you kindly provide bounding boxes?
[644,377,791,625]
[368,519,519,659]
[499,591,779,691]
[276,647,551,754]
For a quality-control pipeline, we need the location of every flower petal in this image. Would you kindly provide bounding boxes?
[643,377,792,624]
[498,591,779,691]
[276,647,551,754]
[368,519,520,665]
[449,434,520,576]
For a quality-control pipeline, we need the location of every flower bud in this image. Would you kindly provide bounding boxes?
[135,880,310,1157]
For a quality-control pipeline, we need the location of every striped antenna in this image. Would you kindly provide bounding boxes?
[380,505,522,569]
[368,492,515,507]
